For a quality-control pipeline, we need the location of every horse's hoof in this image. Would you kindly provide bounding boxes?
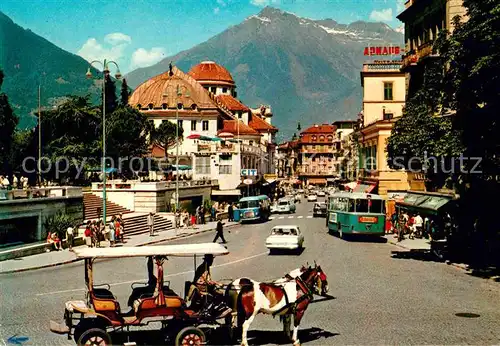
[293,341,301,346]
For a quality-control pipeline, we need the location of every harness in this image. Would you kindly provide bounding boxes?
[272,276,314,316]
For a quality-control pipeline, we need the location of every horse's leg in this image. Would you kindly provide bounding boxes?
[241,313,256,346]
[283,314,292,341]
[292,309,306,346]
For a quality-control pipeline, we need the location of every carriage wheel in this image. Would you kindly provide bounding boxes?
[77,328,111,346]
[283,315,293,341]
[175,326,206,346]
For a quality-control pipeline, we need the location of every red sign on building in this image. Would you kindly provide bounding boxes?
[364,46,401,56]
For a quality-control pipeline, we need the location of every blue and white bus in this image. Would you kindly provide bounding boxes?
[237,195,271,222]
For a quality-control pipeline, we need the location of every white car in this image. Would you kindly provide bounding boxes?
[317,190,326,197]
[307,194,317,202]
[266,225,304,253]
[270,203,278,214]
[277,198,296,213]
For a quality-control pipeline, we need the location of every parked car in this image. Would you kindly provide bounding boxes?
[313,202,327,217]
[277,198,296,213]
[316,190,326,197]
[307,194,318,202]
[266,225,304,253]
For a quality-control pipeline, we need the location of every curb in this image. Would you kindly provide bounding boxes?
[0,223,239,275]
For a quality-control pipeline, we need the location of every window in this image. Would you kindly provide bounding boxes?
[249,141,254,146]
[222,87,228,93]
[219,165,232,174]
[202,120,209,131]
[210,87,216,93]
[327,135,333,141]
[177,120,183,129]
[312,136,317,141]
[238,111,242,119]
[191,120,197,131]
[383,112,394,120]
[195,156,211,174]
[384,82,393,100]
[319,135,325,141]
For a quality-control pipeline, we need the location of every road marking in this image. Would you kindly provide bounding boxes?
[288,216,294,219]
[35,251,269,296]
[269,217,275,220]
[278,216,285,219]
[297,216,304,219]
[307,216,313,219]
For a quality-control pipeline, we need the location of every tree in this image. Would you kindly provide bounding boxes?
[104,74,118,114]
[151,121,184,155]
[437,0,500,265]
[43,212,78,239]
[39,96,101,181]
[105,106,149,165]
[120,78,130,106]
[0,69,19,178]
[297,122,301,131]
[386,59,463,190]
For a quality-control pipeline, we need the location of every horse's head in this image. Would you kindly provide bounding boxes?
[301,262,329,296]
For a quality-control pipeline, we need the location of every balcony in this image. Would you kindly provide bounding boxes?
[197,143,216,153]
[217,142,236,153]
[241,144,266,156]
[401,41,437,69]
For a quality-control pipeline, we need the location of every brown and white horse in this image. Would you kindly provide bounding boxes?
[226,264,328,346]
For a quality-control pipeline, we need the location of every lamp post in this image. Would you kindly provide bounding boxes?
[38,84,42,187]
[86,60,121,224]
[175,84,183,235]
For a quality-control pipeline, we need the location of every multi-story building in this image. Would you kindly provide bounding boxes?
[276,140,300,180]
[356,60,424,196]
[297,124,340,187]
[332,120,356,178]
[128,61,278,198]
[398,0,466,96]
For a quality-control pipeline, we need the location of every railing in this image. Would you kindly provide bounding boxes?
[217,143,236,153]
[362,62,402,72]
[0,186,83,202]
[197,143,216,152]
[401,41,437,69]
[241,144,266,156]
[91,179,218,191]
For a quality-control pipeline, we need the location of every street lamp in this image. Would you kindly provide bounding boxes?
[85,60,121,224]
[174,84,183,235]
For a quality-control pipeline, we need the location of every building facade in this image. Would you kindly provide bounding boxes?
[128,61,278,198]
[332,120,356,178]
[357,60,425,196]
[276,140,300,180]
[398,0,466,96]
[297,124,340,186]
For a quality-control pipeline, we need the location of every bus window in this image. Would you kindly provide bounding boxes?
[369,200,383,213]
[356,199,368,213]
[347,199,355,212]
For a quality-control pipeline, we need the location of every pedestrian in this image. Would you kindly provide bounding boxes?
[414,213,423,238]
[66,225,74,250]
[147,212,155,236]
[211,204,216,222]
[228,203,233,222]
[109,216,116,247]
[213,218,227,244]
[114,217,122,243]
[84,221,92,247]
[191,213,196,229]
[196,205,201,224]
[118,214,125,243]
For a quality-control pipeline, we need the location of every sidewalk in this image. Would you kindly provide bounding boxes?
[0,221,238,274]
[383,234,430,250]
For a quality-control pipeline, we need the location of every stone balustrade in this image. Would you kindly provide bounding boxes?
[0,186,82,202]
[91,179,218,192]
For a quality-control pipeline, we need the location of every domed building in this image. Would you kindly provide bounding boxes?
[129,61,278,197]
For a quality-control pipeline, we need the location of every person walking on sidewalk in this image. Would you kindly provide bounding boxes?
[148,212,155,236]
[66,226,75,250]
[213,218,227,244]
[228,203,234,222]
[84,221,92,247]
[109,216,116,247]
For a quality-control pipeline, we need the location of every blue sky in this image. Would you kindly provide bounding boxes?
[1,0,405,73]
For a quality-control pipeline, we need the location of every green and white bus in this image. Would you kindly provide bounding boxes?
[327,192,385,238]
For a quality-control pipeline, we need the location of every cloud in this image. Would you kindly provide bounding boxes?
[77,35,130,64]
[369,8,393,22]
[396,0,405,13]
[250,0,279,7]
[214,7,220,14]
[217,0,226,5]
[104,32,131,45]
[130,47,166,69]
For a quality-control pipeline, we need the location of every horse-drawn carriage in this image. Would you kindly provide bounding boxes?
[49,243,329,346]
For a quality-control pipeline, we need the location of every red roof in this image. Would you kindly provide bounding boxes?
[216,95,249,111]
[249,113,278,133]
[188,61,234,84]
[217,120,261,136]
[300,124,336,134]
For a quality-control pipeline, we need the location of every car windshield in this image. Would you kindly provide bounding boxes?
[239,200,260,209]
[272,228,298,235]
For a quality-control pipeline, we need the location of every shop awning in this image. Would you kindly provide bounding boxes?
[263,178,277,186]
[212,189,242,196]
[344,182,357,190]
[397,192,455,215]
[308,178,327,184]
[353,183,370,192]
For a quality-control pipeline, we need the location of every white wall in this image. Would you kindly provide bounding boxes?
[363,74,406,126]
[162,118,218,155]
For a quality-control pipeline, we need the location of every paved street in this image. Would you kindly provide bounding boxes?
[1,198,499,345]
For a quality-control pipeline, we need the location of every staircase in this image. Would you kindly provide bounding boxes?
[83,193,132,221]
[122,213,174,236]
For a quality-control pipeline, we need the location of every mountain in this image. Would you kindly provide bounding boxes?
[0,11,100,128]
[126,7,403,138]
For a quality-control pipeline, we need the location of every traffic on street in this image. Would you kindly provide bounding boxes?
[1,196,499,345]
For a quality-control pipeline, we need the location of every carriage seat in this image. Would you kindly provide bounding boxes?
[133,294,185,314]
[93,288,115,300]
[128,286,180,307]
